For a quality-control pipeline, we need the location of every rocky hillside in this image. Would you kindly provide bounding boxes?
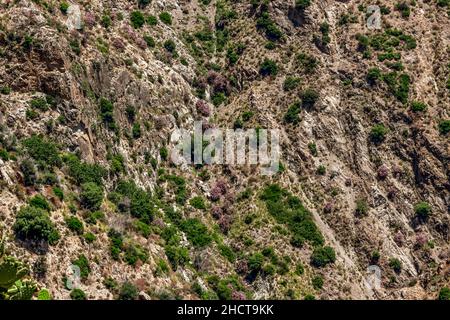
[0,0,449,300]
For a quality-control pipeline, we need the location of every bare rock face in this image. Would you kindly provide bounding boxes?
[0,0,448,301]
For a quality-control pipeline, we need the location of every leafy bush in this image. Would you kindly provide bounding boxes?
[256,12,283,41]
[180,218,212,248]
[138,0,151,8]
[64,154,106,185]
[261,184,324,247]
[14,205,60,244]
[389,258,402,273]
[108,229,123,260]
[308,142,318,156]
[80,182,103,211]
[300,89,319,108]
[284,102,301,124]
[124,244,148,266]
[367,68,382,84]
[296,0,311,10]
[99,98,115,129]
[159,12,172,25]
[37,289,51,300]
[29,195,51,211]
[355,199,368,216]
[23,135,61,168]
[101,14,112,28]
[20,159,37,186]
[132,123,142,139]
[112,180,154,222]
[438,120,450,135]
[260,59,278,76]
[247,252,264,272]
[312,275,324,290]
[310,246,336,268]
[411,101,427,112]
[218,244,236,263]
[395,2,410,18]
[414,202,431,221]
[163,39,176,53]
[60,2,69,14]
[438,287,450,300]
[165,245,189,270]
[70,288,86,300]
[119,281,138,300]
[144,35,155,48]
[189,196,207,210]
[83,232,96,243]
[130,11,145,29]
[147,15,158,25]
[370,124,388,143]
[65,216,84,234]
[72,254,90,280]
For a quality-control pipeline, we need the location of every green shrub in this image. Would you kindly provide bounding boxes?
[163,39,176,53]
[65,216,84,234]
[438,120,450,135]
[160,147,169,161]
[180,218,212,248]
[23,135,61,168]
[147,15,158,25]
[189,196,207,210]
[312,275,324,290]
[60,2,69,14]
[29,195,51,211]
[300,89,319,108]
[112,180,154,222]
[0,148,9,161]
[389,257,402,273]
[438,287,450,300]
[295,263,305,275]
[138,0,151,8]
[247,252,264,272]
[132,123,142,139]
[118,282,138,300]
[395,2,410,18]
[101,14,112,28]
[20,159,37,186]
[355,199,368,216]
[296,0,311,10]
[316,165,326,175]
[165,245,189,269]
[124,244,148,266]
[14,205,60,244]
[99,98,115,129]
[308,142,318,156]
[159,12,172,25]
[218,244,236,263]
[370,124,388,143]
[80,182,104,211]
[411,101,427,112]
[310,246,336,268]
[414,202,431,221]
[30,97,48,110]
[130,11,145,28]
[108,229,123,260]
[0,86,11,94]
[83,232,96,243]
[70,288,86,300]
[134,220,151,237]
[260,59,278,76]
[144,35,155,48]
[37,289,51,300]
[72,254,90,280]
[64,154,106,185]
[261,184,324,247]
[367,68,382,84]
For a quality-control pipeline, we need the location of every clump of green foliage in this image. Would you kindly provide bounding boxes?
[284,102,301,124]
[310,246,336,268]
[260,59,278,76]
[414,202,431,221]
[370,124,388,143]
[159,12,172,25]
[180,218,212,248]
[64,154,106,186]
[72,255,90,280]
[261,184,324,248]
[65,216,84,234]
[70,288,86,300]
[99,98,116,129]
[23,135,61,168]
[130,11,145,29]
[13,205,60,245]
[29,195,51,211]
[80,182,104,211]
[189,196,207,210]
[389,258,402,273]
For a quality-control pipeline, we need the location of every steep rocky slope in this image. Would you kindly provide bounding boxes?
[0,0,449,300]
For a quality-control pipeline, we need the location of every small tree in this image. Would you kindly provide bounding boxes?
[414,202,431,221]
[370,124,388,143]
[80,182,104,211]
[130,11,145,29]
[310,246,336,268]
[260,59,278,76]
